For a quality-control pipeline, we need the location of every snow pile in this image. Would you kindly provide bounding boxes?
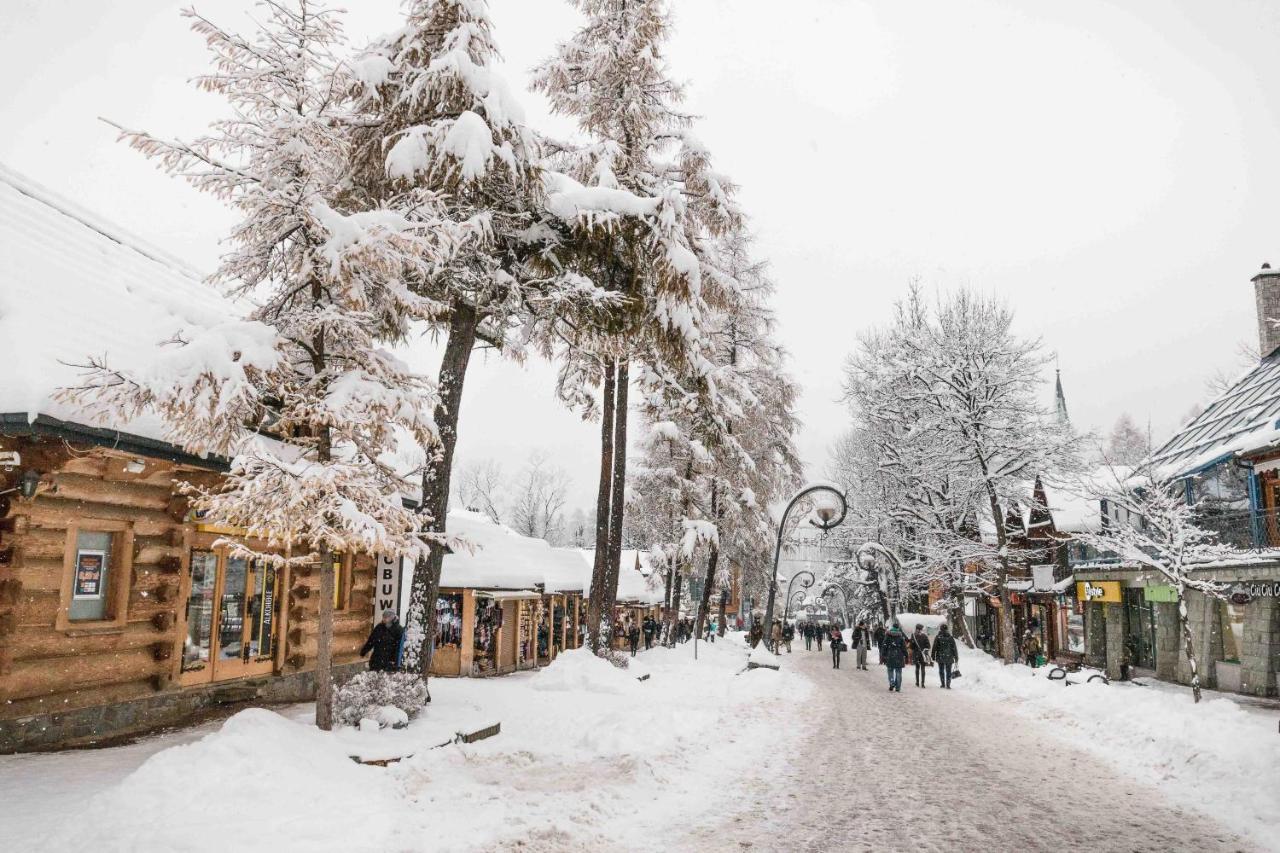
[892,612,948,636]
[958,652,1280,849]
[530,647,640,695]
[13,635,808,852]
[46,709,400,851]
[748,643,782,669]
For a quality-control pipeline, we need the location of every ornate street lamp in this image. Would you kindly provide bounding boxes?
[856,542,900,621]
[762,483,848,638]
[822,585,850,627]
[778,570,814,649]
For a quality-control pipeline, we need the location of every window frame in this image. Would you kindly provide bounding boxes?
[57,519,135,633]
[331,552,351,612]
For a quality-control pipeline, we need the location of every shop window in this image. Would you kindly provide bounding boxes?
[59,521,133,631]
[184,550,218,672]
[1219,601,1245,663]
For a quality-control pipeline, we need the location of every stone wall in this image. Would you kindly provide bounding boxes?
[0,661,366,753]
[1241,596,1279,697]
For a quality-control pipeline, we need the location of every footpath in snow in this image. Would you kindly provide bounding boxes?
[0,634,808,852]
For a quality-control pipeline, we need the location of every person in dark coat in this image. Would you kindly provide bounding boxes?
[814,625,824,652]
[627,620,641,656]
[933,623,959,688]
[802,623,813,651]
[851,621,871,670]
[873,624,886,664]
[642,615,657,650]
[828,625,844,669]
[360,608,404,672]
[781,621,795,653]
[910,624,932,688]
[881,621,908,692]
[748,621,764,648]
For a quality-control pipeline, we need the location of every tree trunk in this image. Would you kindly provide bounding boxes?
[696,541,719,638]
[1177,591,1202,703]
[585,359,616,654]
[717,581,728,636]
[403,302,478,681]
[602,359,630,628]
[316,545,334,730]
[983,482,1016,663]
[660,560,674,644]
[667,569,683,645]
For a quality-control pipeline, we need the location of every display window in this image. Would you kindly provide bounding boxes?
[181,544,279,684]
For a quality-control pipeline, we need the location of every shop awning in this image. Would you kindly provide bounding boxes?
[476,589,541,601]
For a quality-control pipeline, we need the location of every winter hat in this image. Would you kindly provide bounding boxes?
[915,623,924,631]
[382,608,397,620]
[939,624,950,633]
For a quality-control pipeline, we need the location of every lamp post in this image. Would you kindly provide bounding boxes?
[856,542,900,621]
[822,585,850,627]
[762,483,848,640]
[778,570,814,649]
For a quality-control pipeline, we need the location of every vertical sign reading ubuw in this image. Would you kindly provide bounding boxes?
[374,555,405,624]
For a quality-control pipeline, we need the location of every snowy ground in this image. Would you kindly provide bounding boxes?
[2,635,1274,852]
[0,635,807,852]
[682,643,1276,853]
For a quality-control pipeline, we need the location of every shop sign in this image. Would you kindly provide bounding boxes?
[373,555,405,625]
[1076,581,1121,603]
[73,549,106,598]
[1143,585,1179,603]
[1229,581,1280,604]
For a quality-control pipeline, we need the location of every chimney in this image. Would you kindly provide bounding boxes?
[1253,262,1280,358]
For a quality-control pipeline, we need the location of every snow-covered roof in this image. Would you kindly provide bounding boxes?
[1148,346,1280,479]
[576,549,665,606]
[0,163,231,443]
[441,510,589,591]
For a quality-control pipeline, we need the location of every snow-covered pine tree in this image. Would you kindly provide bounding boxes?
[532,0,728,654]
[62,0,450,730]
[1078,468,1234,703]
[347,0,598,677]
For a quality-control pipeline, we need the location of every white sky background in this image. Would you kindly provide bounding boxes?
[3,0,1280,512]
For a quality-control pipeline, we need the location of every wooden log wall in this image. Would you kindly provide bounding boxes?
[0,439,185,717]
[0,436,380,723]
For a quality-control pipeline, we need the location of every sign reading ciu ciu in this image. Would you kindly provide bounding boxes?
[374,555,406,625]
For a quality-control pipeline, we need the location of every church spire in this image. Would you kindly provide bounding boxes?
[1054,368,1070,426]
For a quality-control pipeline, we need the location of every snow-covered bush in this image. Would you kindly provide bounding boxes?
[334,671,427,727]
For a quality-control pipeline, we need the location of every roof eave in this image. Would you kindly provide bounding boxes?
[0,412,226,471]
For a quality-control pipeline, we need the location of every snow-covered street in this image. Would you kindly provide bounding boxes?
[682,647,1266,852]
[3,636,1274,853]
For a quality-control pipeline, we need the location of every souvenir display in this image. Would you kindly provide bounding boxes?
[435,594,463,647]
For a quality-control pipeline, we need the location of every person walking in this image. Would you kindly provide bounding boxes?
[911,623,932,688]
[706,618,717,642]
[360,609,404,672]
[872,623,886,664]
[802,623,813,651]
[933,623,959,688]
[1022,630,1043,668]
[815,625,824,652]
[829,624,844,669]
[882,620,908,692]
[770,620,783,653]
[642,615,656,650]
[851,620,870,670]
[627,620,640,657]
[748,620,763,648]
[782,621,794,653]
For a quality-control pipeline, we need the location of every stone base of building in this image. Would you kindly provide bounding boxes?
[0,662,367,754]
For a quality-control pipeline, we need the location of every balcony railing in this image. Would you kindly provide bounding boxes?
[1193,507,1280,551]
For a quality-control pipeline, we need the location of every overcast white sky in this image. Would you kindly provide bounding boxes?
[4,0,1280,511]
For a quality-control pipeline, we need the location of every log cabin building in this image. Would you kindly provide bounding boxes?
[0,167,376,751]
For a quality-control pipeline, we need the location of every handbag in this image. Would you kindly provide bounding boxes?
[951,667,962,679]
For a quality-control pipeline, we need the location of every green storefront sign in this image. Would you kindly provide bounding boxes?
[1143,585,1179,603]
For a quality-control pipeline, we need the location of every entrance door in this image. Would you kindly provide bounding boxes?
[1122,587,1157,670]
[181,547,279,685]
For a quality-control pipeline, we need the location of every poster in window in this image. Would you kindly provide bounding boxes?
[73,550,107,599]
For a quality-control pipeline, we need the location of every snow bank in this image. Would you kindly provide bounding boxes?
[46,708,399,851]
[958,652,1280,849]
[530,647,640,695]
[13,636,809,852]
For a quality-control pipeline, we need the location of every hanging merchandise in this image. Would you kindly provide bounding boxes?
[473,597,503,673]
[435,594,463,648]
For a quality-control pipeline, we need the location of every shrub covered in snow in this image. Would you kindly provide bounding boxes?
[334,671,427,727]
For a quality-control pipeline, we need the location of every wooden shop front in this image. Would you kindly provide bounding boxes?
[428,587,542,678]
[0,433,378,752]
